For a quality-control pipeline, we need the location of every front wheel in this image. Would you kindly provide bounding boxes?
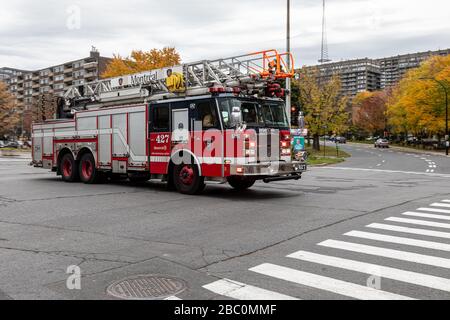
[79,153,103,184]
[227,176,256,191]
[173,163,205,195]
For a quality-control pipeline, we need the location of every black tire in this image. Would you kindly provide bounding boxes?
[79,153,102,184]
[60,153,79,182]
[173,162,205,195]
[227,176,256,191]
[129,173,150,183]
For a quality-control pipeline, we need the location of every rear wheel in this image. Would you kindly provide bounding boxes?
[227,176,256,191]
[60,153,79,182]
[173,163,205,195]
[79,153,103,184]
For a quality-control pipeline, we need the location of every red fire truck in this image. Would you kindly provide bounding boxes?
[31,49,307,194]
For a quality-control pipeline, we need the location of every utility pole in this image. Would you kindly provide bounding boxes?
[286,0,291,125]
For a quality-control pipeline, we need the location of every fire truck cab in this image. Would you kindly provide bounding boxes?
[31,49,307,194]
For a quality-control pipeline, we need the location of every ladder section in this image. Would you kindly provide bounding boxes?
[62,49,295,110]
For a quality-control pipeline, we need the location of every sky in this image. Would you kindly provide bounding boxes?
[1,0,450,71]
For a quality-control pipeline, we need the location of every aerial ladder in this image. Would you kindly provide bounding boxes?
[58,49,295,117]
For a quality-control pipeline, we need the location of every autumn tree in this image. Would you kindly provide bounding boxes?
[0,81,21,138]
[102,47,181,78]
[387,54,450,138]
[294,67,349,151]
[352,90,388,137]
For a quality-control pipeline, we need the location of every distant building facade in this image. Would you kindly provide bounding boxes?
[375,49,450,88]
[309,48,450,97]
[0,49,111,138]
[1,48,111,112]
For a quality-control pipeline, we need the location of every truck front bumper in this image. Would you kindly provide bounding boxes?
[230,160,307,179]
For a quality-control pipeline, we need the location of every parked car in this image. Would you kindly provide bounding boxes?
[0,141,6,148]
[332,136,347,144]
[5,141,20,148]
[374,138,389,148]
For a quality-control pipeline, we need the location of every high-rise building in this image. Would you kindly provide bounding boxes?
[375,49,450,88]
[308,48,450,97]
[1,48,111,112]
[313,58,381,97]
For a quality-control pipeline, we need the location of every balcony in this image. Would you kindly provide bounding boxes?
[84,61,98,70]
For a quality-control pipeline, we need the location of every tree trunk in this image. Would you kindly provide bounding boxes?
[313,133,321,151]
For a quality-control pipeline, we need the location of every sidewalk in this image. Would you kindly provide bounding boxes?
[349,142,450,158]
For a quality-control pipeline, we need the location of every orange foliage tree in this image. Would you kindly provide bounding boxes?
[352,90,388,136]
[387,55,450,137]
[102,47,181,78]
[0,81,21,138]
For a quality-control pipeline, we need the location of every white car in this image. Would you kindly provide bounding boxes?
[374,139,389,148]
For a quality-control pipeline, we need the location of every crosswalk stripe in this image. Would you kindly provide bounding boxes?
[431,203,450,208]
[402,211,450,221]
[319,239,450,269]
[202,279,299,300]
[249,263,414,300]
[288,250,450,292]
[164,296,181,300]
[386,217,450,229]
[344,230,450,252]
[367,223,450,240]
[417,207,450,214]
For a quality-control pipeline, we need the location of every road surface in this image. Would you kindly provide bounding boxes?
[0,144,449,300]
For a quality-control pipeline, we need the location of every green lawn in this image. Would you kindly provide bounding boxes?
[305,145,350,166]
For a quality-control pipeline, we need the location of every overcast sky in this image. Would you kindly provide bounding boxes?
[1,0,450,70]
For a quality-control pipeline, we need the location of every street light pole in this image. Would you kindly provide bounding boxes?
[420,77,449,156]
[286,0,291,125]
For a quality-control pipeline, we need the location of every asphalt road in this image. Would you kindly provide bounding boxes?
[0,145,450,300]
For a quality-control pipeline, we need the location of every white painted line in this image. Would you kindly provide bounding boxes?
[315,167,450,178]
[164,296,181,300]
[367,223,450,240]
[426,170,431,173]
[202,279,299,300]
[431,203,450,208]
[249,263,413,300]
[442,200,450,203]
[402,211,450,221]
[376,164,382,167]
[288,250,450,293]
[382,160,386,163]
[418,207,450,214]
[319,239,450,269]
[345,230,450,252]
[385,217,450,229]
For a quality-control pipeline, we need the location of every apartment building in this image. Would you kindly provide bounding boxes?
[1,48,111,111]
[313,58,381,97]
[375,49,450,88]
[309,48,450,97]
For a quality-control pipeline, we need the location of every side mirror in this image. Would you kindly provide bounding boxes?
[230,106,242,127]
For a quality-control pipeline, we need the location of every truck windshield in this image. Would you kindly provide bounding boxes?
[218,98,289,129]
